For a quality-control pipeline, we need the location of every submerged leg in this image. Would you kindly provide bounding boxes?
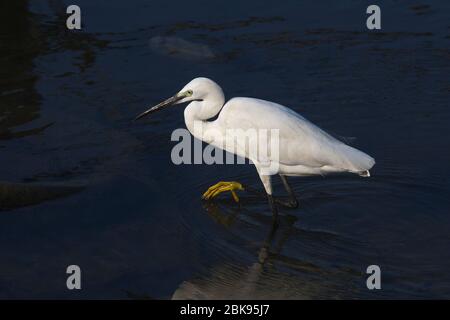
[245,175,299,209]
[258,174,279,222]
[201,174,295,221]
[267,194,279,223]
[277,175,299,208]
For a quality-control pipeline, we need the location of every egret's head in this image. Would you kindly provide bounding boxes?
[135,77,222,120]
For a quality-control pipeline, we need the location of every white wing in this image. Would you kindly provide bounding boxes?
[217,97,375,173]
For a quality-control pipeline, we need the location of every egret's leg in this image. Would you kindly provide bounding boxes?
[245,175,298,209]
[202,181,244,203]
[277,175,299,209]
[267,194,279,223]
[258,174,279,222]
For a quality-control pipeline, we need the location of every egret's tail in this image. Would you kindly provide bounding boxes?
[338,144,375,175]
[359,170,371,177]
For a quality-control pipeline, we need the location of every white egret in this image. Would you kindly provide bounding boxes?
[136,77,375,219]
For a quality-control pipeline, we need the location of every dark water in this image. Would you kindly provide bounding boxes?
[1,0,449,299]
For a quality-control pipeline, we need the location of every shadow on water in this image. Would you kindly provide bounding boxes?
[0,2,85,210]
[0,1,108,208]
[0,1,44,140]
[0,181,84,211]
[172,201,364,299]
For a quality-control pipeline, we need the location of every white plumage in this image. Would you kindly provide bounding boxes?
[179,78,374,191]
[218,96,375,176]
[137,77,375,215]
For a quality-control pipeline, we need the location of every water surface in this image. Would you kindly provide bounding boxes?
[0,0,449,299]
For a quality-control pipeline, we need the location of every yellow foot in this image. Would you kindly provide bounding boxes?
[202,181,244,203]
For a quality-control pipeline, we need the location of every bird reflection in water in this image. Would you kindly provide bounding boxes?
[172,200,328,300]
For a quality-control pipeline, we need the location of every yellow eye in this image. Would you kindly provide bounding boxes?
[186,90,193,96]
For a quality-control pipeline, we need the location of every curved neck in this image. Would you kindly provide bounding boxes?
[184,95,225,139]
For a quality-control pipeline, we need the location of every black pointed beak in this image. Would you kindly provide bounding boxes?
[134,93,185,121]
